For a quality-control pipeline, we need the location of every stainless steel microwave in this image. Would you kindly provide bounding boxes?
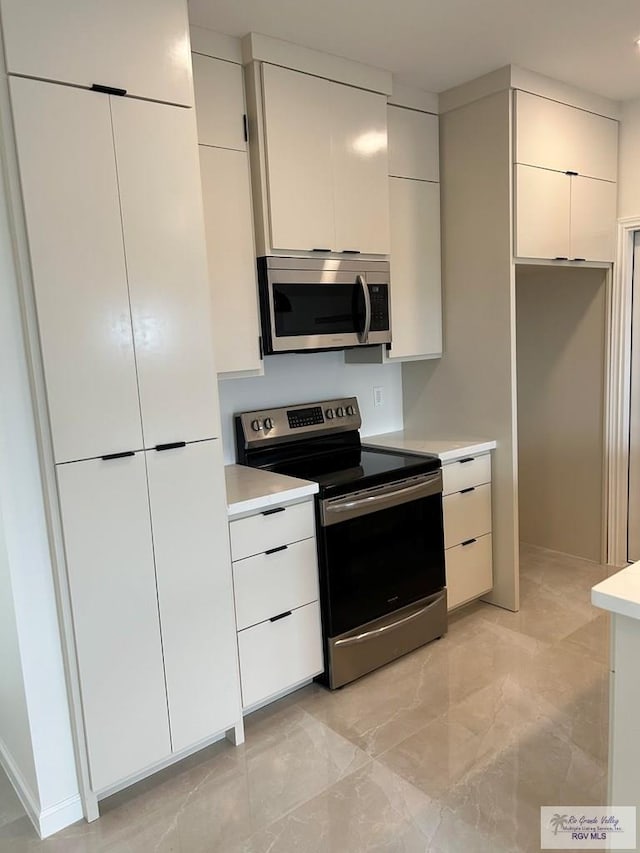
[257,256,392,354]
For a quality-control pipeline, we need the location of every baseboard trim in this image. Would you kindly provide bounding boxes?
[0,736,82,838]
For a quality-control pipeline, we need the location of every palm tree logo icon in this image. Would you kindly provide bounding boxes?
[550,814,569,835]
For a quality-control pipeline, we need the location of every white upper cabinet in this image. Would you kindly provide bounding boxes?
[259,63,389,254]
[514,90,618,262]
[0,0,193,106]
[111,97,219,446]
[146,439,240,753]
[194,52,262,377]
[57,453,171,791]
[261,64,335,252]
[515,91,618,182]
[387,177,442,359]
[570,175,617,263]
[331,82,390,254]
[193,54,246,151]
[9,77,143,463]
[388,105,439,182]
[199,146,262,375]
[515,164,571,260]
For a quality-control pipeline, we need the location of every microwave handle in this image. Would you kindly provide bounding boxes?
[356,273,371,344]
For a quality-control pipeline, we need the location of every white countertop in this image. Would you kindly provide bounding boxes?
[363,431,497,462]
[225,464,318,520]
[592,562,640,620]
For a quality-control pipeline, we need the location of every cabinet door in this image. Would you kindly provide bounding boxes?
[193,54,246,151]
[9,77,142,464]
[332,82,390,254]
[570,176,617,263]
[514,165,570,260]
[387,178,442,359]
[199,146,262,375]
[146,439,240,752]
[111,97,220,447]
[0,0,192,107]
[515,91,618,182]
[261,64,335,252]
[388,106,439,182]
[57,453,170,791]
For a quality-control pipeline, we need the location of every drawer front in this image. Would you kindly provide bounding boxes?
[238,602,324,709]
[442,454,491,496]
[229,500,315,561]
[446,533,493,610]
[233,537,319,631]
[443,483,491,549]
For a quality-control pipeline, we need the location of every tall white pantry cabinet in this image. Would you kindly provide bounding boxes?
[1,0,242,805]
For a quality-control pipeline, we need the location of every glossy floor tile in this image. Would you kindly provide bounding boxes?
[0,545,612,852]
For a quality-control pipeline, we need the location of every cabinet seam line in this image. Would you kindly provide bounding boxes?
[108,97,173,750]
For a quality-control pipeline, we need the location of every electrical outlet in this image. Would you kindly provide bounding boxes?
[373,386,384,408]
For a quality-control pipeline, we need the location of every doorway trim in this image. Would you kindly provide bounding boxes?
[607,216,640,567]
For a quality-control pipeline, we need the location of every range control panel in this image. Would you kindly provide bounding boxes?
[236,397,361,448]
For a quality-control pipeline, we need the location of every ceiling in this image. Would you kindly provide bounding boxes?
[188,0,640,102]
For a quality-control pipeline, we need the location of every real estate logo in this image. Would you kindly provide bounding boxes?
[540,806,637,849]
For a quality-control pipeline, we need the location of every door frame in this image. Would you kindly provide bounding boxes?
[607,215,640,567]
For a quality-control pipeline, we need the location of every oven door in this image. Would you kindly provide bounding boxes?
[318,472,445,639]
[262,269,391,353]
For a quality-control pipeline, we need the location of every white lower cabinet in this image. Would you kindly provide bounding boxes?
[442,453,494,611]
[146,440,241,752]
[238,603,324,709]
[56,453,171,792]
[446,534,493,611]
[229,498,324,709]
[58,439,241,792]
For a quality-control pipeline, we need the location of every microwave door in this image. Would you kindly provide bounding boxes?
[269,279,363,351]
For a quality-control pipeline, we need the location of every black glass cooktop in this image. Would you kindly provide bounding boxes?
[264,446,440,498]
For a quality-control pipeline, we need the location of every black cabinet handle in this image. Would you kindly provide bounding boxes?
[101,451,135,461]
[312,248,331,252]
[243,113,248,143]
[554,257,569,261]
[572,258,586,262]
[459,457,474,464]
[342,249,361,254]
[270,610,292,623]
[265,545,288,555]
[565,170,578,176]
[261,507,285,516]
[155,441,186,452]
[461,538,477,547]
[91,83,127,97]
[460,487,476,494]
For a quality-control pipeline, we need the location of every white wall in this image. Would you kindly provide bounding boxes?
[516,265,607,562]
[618,97,640,220]
[218,352,403,461]
[0,130,81,834]
[402,90,519,612]
[0,498,38,810]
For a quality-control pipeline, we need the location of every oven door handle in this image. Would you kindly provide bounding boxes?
[321,471,442,526]
[356,273,371,344]
[333,595,442,647]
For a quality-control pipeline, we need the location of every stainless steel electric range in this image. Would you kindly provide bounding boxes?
[235,396,447,689]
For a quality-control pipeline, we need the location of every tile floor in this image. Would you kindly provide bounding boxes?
[0,544,611,852]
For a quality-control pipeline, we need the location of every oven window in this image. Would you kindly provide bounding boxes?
[273,282,365,337]
[320,493,445,637]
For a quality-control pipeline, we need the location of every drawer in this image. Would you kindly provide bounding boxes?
[446,533,493,610]
[229,499,315,561]
[237,602,324,709]
[442,454,491,496]
[443,483,491,549]
[233,537,319,631]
